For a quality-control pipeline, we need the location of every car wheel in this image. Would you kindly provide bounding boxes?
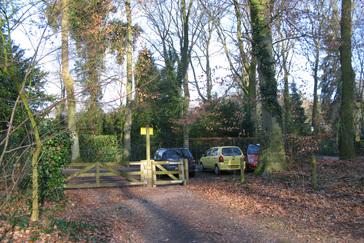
[200,163,204,172]
[215,165,221,175]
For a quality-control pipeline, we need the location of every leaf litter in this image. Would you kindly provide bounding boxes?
[0,157,363,242]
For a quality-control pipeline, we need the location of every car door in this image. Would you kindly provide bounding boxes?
[201,148,213,169]
[204,148,219,169]
[210,148,219,167]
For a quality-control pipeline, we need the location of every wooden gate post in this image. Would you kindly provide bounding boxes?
[183,159,189,185]
[240,158,245,183]
[140,126,153,188]
[96,162,100,187]
[311,155,318,189]
[142,160,153,188]
[140,161,145,185]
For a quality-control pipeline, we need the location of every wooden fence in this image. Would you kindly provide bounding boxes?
[64,159,189,189]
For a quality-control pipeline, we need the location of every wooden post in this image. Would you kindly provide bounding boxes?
[96,162,100,187]
[183,159,189,185]
[240,158,245,183]
[146,126,153,188]
[140,161,145,186]
[312,155,318,189]
[152,160,158,186]
[179,163,183,183]
[178,161,182,180]
[146,125,150,164]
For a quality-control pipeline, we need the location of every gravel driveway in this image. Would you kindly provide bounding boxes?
[65,178,302,243]
[111,186,297,242]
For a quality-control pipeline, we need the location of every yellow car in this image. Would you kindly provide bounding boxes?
[199,146,244,175]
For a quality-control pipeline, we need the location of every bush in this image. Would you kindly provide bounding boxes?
[18,120,72,202]
[79,134,124,162]
[319,139,338,156]
[37,120,73,202]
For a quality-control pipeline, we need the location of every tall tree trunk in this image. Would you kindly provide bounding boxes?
[250,0,285,175]
[248,55,257,137]
[61,0,81,162]
[182,0,192,149]
[235,0,257,137]
[339,0,355,159]
[16,92,42,221]
[15,86,42,221]
[280,34,291,134]
[206,47,212,101]
[312,43,320,134]
[89,58,100,134]
[359,58,364,140]
[283,62,290,134]
[124,0,133,159]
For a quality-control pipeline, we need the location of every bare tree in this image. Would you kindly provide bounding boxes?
[200,0,259,137]
[300,0,328,134]
[190,0,223,103]
[139,0,201,148]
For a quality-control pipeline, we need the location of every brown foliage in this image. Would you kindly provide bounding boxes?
[190,158,364,241]
[1,158,363,242]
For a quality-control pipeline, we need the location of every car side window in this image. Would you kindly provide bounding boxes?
[165,150,178,159]
[212,148,218,156]
[206,149,213,156]
[154,150,163,160]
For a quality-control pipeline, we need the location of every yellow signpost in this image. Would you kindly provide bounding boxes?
[140,127,153,135]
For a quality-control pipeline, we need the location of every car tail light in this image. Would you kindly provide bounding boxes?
[219,156,224,162]
[189,158,195,164]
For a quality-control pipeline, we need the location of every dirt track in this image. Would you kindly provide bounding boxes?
[64,172,303,243]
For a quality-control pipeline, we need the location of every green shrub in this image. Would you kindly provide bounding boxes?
[37,120,73,202]
[18,120,73,202]
[79,134,124,162]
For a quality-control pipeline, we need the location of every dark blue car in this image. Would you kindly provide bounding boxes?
[153,148,196,177]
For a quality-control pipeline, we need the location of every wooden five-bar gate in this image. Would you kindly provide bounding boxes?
[64,159,190,189]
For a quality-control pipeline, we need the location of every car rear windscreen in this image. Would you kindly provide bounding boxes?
[172,149,193,158]
[222,147,242,156]
[247,146,260,154]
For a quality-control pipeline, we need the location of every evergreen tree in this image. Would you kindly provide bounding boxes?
[133,49,183,148]
[133,49,160,127]
[290,82,308,135]
[0,40,47,132]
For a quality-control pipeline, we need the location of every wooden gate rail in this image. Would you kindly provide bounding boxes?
[152,161,184,185]
[65,162,144,189]
[152,159,189,186]
[64,159,189,189]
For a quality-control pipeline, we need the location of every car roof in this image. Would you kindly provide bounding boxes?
[157,148,189,151]
[209,146,241,149]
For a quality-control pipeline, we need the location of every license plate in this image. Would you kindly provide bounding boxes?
[230,165,239,169]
